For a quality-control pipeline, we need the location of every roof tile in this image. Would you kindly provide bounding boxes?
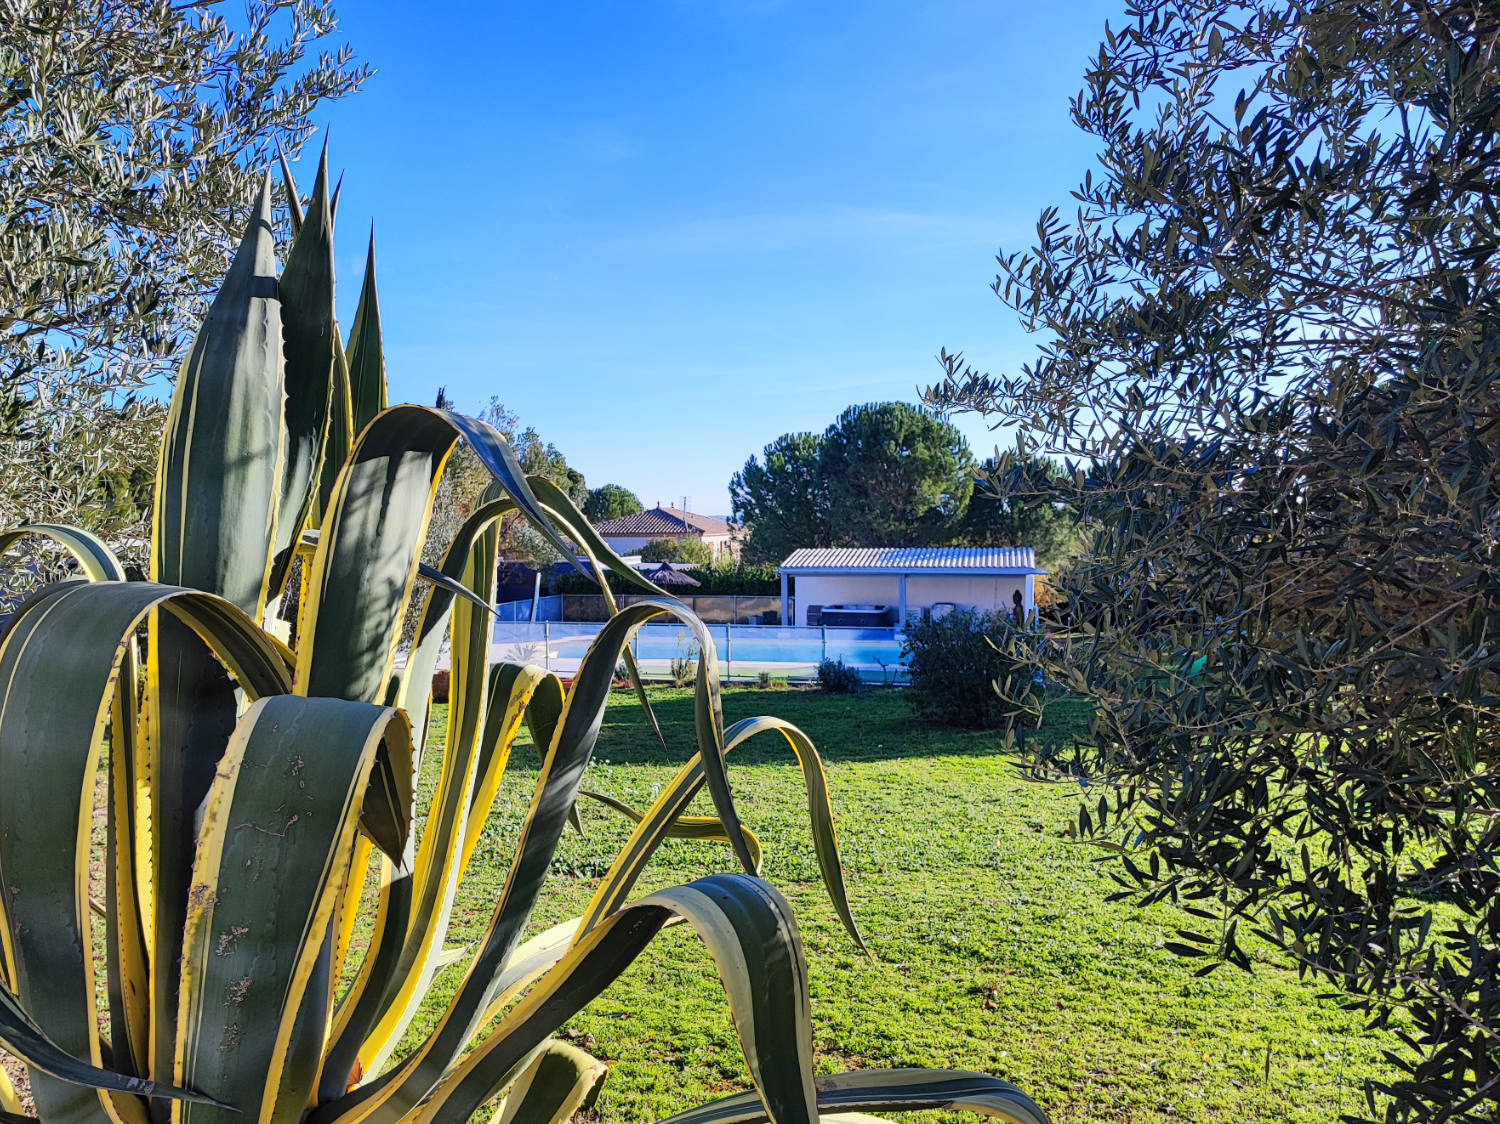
[595,505,733,538]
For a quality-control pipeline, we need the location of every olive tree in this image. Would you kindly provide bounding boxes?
[927,3,1500,1121]
[0,0,367,551]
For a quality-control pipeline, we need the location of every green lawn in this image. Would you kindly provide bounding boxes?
[405,687,1393,1124]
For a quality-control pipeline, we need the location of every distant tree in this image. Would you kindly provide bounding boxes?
[958,455,1083,571]
[730,432,828,563]
[818,402,973,546]
[0,1,366,552]
[927,3,1500,1120]
[427,396,587,570]
[639,537,713,565]
[513,426,588,508]
[583,484,643,522]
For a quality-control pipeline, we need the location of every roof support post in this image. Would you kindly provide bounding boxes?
[898,573,908,630]
[780,569,790,628]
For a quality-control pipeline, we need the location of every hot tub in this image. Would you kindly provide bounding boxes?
[819,604,897,627]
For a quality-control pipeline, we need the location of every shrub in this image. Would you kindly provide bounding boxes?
[816,658,863,693]
[640,535,712,564]
[902,610,1041,729]
[670,640,700,688]
[0,157,1041,1124]
[679,559,782,596]
[758,670,775,689]
[553,561,780,598]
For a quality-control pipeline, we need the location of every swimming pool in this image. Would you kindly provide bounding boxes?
[489,621,906,682]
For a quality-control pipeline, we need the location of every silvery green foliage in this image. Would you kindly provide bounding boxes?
[928,3,1500,1121]
[0,0,366,548]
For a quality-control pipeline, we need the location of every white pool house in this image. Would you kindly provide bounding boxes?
[779,547,1046,629]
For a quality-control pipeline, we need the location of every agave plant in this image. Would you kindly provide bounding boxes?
[0,149,1049,1124]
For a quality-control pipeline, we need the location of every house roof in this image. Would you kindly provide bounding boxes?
[780,546,1045,575]
[595,505,734,538]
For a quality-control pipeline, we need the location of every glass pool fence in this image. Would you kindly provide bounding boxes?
[489,619,907,684]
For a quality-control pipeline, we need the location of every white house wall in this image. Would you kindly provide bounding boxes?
[601,532,737,559]
[791,572,1030,626]
[601,535,651,555]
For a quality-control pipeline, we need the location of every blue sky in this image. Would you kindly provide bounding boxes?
[313,0,1121,515]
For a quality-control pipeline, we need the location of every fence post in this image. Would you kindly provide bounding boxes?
[543,621,550,672]
[725,623,733,681]
[820,625,827,664]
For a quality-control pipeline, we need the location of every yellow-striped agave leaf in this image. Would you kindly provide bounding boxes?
[493,1041,606,1124]
[0,583,291,1124]
[579,714,863,952]
[151,176,283,618]
[173,697,411,1124]
[326,875,818,1124]
[578,789,765,874]
[296,406,584,703]
[523,474,671,744]
[0,525,126,583]
[655,1070,1050,1124]
[0,980,217,1109]
[273,143,341,593]
[346,231,388,434]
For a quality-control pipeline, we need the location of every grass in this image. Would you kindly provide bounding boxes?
[397,686,1397,1124]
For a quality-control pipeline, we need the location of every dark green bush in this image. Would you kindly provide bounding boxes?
[901,610,1040,729]
[816,658,862,694]
[681,560,780,595]
[550,560,780,596]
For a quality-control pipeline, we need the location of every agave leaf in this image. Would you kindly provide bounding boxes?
[276,145,303,236]
[152,175,283,618]
[328,875,817,1124]
[297,530,493,621]
[493,1041,606,1124]
[0,526,148,1069]
[329,834,376,996]
[173,696,411,1124]
[0,1066,21,1116]
[579,715,864,953]
[525,474,670,748]
[320,602,750,1119]
[394,493,515,758]
[0,583,292,1124]
[296,406,583,704]
[654,1069,1051,1124]
[270,141,339,595]
[346,509,506,1070]
[350,666,562,1079]
[145,173,288,1088]
[0,981,219,1108]
[578,789,764,873]
[316,338,355,523]
[466,664,564,868]
[0,524,126,583]
[523,476,664,599]
[346,230,388,434]
[318,497,523,1101]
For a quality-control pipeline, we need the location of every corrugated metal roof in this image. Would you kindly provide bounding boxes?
[780,546,1044,573]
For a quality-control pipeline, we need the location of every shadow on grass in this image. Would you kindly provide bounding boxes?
[565,686,1093,766]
